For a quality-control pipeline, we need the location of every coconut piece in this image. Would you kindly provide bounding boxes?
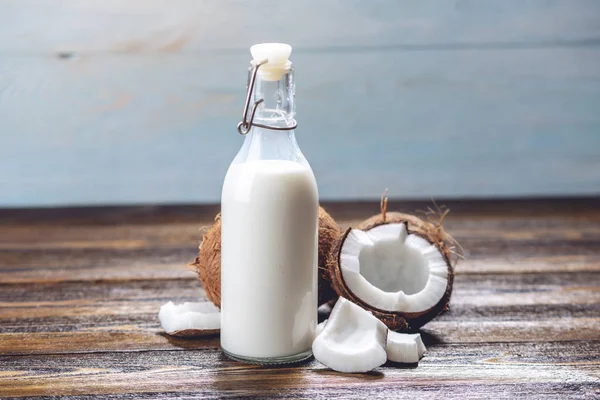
[386,332,426,363]
[312,298,387,373]
[328,212,455,331]
[191,206,341,307]
[159,301,220,337]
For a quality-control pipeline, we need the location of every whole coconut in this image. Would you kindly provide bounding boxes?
[191,206,341,307]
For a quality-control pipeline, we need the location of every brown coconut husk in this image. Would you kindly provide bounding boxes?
[327,192,459,331]
[191,213,222,307]
[190,206,341,307]
[317,207,343,305]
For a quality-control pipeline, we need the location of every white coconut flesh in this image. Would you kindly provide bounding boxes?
[386,331,426,363]
[340,223,448,313]
[312,297,387,373]
[316,317,427,365]
[159,301,220,335]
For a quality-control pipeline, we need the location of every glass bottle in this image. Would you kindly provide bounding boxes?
[220,44,319,364]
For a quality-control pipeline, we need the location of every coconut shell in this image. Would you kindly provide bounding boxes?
[317,206,343,305]
[328,213,456,331]
[191,206,341,308]
[192,214,222,307]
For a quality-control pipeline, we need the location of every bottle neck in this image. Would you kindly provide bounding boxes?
[233,65,306,165]
[249,66,296,129]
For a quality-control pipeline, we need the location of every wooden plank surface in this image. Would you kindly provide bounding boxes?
[1,1,600,206]
[0,198,599,398]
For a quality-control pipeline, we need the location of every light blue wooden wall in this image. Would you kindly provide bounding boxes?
[1,0,599,207]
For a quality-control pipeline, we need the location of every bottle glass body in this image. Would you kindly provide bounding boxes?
[220,66,319,364]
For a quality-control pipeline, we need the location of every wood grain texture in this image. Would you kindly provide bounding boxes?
[1,343,599,398]
[0,198,599,398]
[1,1,599,206]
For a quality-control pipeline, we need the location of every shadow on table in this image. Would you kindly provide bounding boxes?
[158,332,220,350]
[419,330,443,346]
[207,352,314,395]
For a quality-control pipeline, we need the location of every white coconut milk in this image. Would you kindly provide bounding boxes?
[220,159,318,360]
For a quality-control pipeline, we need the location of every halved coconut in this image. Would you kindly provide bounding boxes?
[328,213,455,331]
[312,297,387,373]
[158,301,220,337]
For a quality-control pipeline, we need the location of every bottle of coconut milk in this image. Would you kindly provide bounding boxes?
[220,43,319,364]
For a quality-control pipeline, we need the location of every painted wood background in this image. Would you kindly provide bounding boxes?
[0,0,599,207]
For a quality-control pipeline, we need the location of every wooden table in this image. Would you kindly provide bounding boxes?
[1,198,599,399]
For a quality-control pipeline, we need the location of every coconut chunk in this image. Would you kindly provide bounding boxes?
[159,301,220,337]
[312,298,387,373]
[386,332,426,363]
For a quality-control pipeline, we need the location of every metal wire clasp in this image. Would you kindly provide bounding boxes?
[237,59,297,135]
